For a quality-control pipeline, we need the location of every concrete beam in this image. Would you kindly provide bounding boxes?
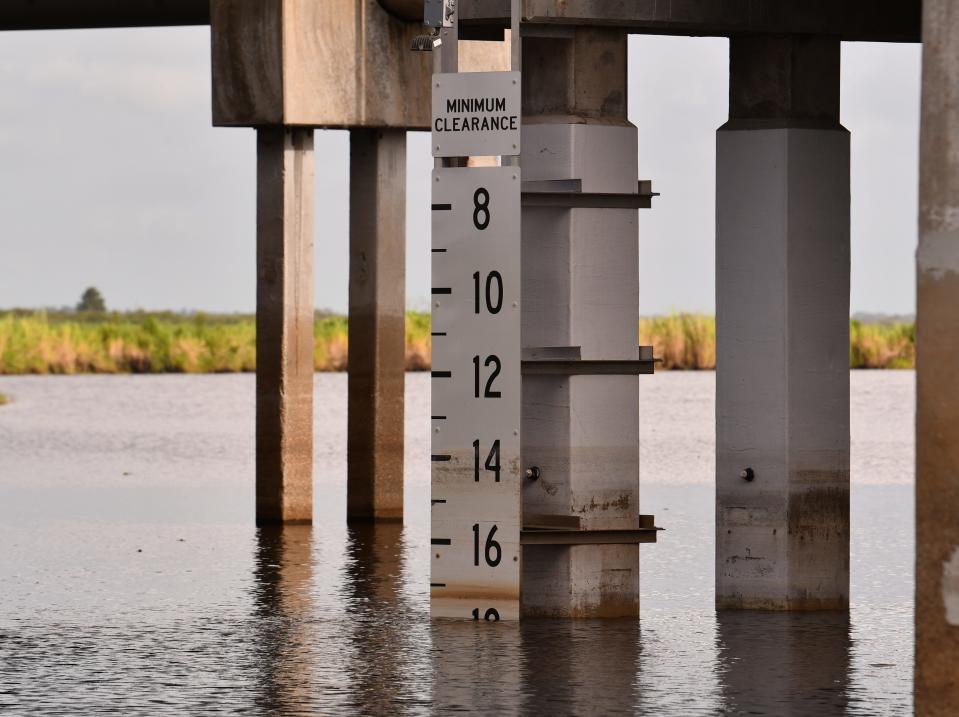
[459,0,920,43]
[0,0,920,42]
[256,127,315,525]
[377,0,423,22]
[716,36,849,610]
[0,0,419,32]
[347,128,407,522]
[0,0,208,30]
[210,0,431,129]
[916,1,959,712]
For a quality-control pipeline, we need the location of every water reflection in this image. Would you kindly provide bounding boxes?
[519,620,640,716]
[716,611,851,715]
[253,525,316,715]
[432,621,523,715]
[431,619,640,716]
[252,522,431,716]
[343,521,427,714]
[248,525,853,716]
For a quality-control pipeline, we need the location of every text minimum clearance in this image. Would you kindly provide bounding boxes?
[434,115,519,133]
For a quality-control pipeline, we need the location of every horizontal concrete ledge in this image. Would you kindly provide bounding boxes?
[0,0,209,31]
[460,0,920,42]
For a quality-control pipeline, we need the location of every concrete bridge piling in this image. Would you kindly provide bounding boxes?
[347,128,408,522]
[716,35,851,610]
[255,127,316,524]
[916,1,959,713]
[519,28,644,617]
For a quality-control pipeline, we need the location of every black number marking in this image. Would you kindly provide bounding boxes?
[473,188,490,230]
[472,439,501,482]
[473,271,503,314]
[472,523,479,565]
[472,608,501,621]
[472,523,502,567]
[472,355,502,398]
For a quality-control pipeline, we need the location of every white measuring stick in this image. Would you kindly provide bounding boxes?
[430,0,523,620]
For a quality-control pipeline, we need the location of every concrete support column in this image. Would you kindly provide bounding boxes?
[716,36,850,609]
[347,128,407,522]
[520,30,641,617]
[256,127,315,524]
[916,2,959,712]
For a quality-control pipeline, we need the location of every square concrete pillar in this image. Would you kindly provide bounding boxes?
[519,30,642,617]
[716,36,850,609]
[256,128,315,524]
[916,1,959,713]
[347,128,407,522]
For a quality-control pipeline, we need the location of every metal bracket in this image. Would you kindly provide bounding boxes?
[414,0,457,50]
[521,514,662,545]
[521,346,658,376]
[522,179,659,209]
[424,0,456,28]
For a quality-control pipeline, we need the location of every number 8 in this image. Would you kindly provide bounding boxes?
[473,188,490,230]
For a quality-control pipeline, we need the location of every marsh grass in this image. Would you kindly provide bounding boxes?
[0,311,913,374]
[640,314,716,370]
[0,311,431,375]
[849,319,914,369]
[638,314,914,370]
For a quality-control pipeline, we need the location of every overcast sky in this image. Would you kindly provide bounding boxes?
[0,28,921,316]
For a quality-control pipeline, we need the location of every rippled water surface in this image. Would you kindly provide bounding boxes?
[0,371,914,715]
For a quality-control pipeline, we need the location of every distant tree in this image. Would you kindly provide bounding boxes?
[76,287,106,313]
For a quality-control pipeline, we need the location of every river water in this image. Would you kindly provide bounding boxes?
[0,371,913,715]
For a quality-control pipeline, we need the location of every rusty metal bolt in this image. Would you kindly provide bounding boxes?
[525,466,541,481]
[740,467,755,482]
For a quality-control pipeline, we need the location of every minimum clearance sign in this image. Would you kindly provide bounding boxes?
[431,71,521,158]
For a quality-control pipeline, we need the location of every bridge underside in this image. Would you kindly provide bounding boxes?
[0,0,921,41]
[0,1,209,30]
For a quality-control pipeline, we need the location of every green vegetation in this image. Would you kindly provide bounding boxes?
[0,310,432,375]
[0,392,8,405]
[76,286,106,313]
[0,311,915,374]
[640,314,716,370]
[849,319,915,369]
[638,314,915,370]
